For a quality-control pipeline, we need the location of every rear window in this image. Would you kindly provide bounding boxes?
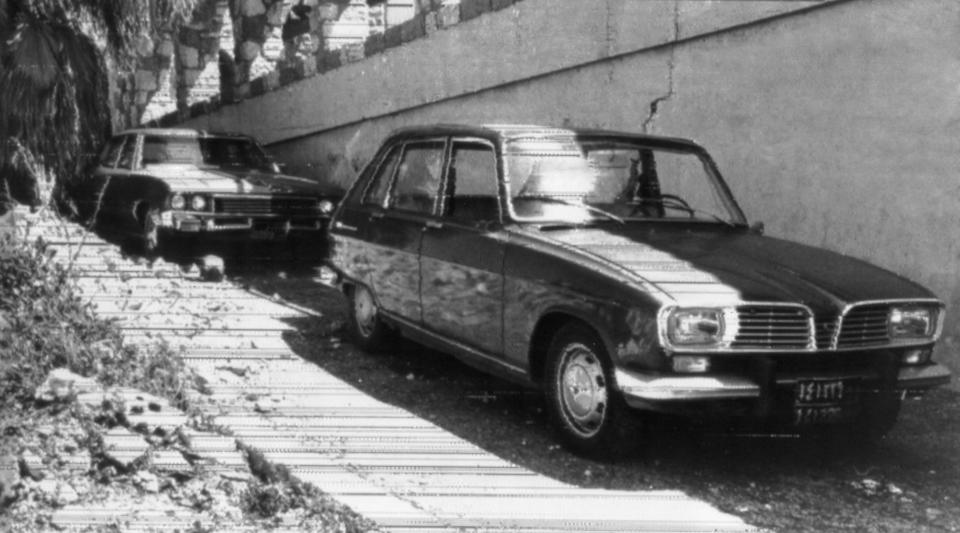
[141,135,273,171]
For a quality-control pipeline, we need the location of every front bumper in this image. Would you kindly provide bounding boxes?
[615,362,951,404]
[160,211,326,236]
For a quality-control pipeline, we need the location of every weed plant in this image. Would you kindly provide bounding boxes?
[0,234,197,409]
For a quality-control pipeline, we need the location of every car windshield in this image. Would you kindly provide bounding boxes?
[505,137,746,226]
[141,135,275,172]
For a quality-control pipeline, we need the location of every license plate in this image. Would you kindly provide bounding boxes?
[793,379,845,425]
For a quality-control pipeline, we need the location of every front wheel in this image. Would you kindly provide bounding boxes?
[544,323,637,458]
[347,284,392,351]
[136,204,162,255]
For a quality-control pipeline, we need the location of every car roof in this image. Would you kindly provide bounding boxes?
[383,123,704,150]
[114,127,253,139]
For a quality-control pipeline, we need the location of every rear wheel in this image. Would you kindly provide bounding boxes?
[544,323,637,458]
[348,284,392,351]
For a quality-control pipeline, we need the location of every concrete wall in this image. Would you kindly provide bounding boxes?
[179,0,960,379]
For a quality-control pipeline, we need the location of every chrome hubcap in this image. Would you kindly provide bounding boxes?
[558,344,607,437]
[354,287,378,337]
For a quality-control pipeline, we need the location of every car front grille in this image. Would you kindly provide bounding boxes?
[730,306,812,349]
[836,304,890,349]
[814,315,838,350]
[714,304,901,351]
[214,196,318,216]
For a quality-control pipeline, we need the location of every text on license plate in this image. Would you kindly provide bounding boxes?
[793,379,845,425]
[796,379,844,404]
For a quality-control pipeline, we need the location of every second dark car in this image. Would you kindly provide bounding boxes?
[72,128,340,255]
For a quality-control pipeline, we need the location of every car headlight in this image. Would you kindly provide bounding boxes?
[889,306,934,338]
[318,199,335,215]
[170,193,186,210]
[190,195,207,211]
[668,308,723,345]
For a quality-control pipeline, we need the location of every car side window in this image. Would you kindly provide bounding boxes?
[390,141,445,214]
[445,141,500,224]
[362,145,401,208]
[116,135,138,170]
[98,136,126,168]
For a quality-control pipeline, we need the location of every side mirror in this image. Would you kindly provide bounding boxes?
[750,221,765,235]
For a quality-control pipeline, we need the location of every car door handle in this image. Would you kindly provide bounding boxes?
[424,220,443,230]
[370,211,385,220]
[334,221,358,232]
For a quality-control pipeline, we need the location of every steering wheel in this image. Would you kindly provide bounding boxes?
[628,194,694,217]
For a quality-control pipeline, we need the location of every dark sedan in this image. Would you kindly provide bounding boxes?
[326,124,951,456]
[72,128,340,254]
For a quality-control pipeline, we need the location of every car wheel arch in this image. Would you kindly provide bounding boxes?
[528,311,616,387]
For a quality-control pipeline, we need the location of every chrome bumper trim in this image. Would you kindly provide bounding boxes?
[896,363,951,389]
[615,369,761,401]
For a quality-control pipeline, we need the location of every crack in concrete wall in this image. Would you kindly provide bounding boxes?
[641,0,680,133]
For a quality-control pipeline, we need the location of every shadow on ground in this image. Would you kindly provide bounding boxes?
[231,270,960,533]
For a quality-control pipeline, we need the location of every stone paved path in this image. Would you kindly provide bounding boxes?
[17,210,757,532]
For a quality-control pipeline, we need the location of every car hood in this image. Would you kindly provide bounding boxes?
[145,164,339,196]
[528,224,935,311]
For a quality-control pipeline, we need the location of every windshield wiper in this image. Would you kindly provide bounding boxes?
[628,197,736,227]
[516,195,624,224]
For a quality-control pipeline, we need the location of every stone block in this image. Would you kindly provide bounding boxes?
[383,24,403,48]
[319,49,341,72]
[102,427,150,469]
[179,27,203,49]
[239,40,262,62]
[317,2,340,20]
[265,0,286,26]
[0,455,18,504]
[459,0,491,21]
[264,69,281,90]
[182,68,200,88]
[364,32,385,56]
[424,11,439,35]
[249,76,267,96]
[238,0,266,17]
[150,450,194,477]
[302,56,317,77]
[157,38,175,58]
[342,42,365,63]
[134,35,154,57]
[241,14,268,44]
[400,14,425,42]
[18,451,46,480]
[35,368,101,403]
[200,36,221,54]
[279,65,302,86]
[180,46,200,69]
[438,3,460,28]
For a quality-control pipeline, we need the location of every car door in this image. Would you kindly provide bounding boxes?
[420,138,505,356]
[336,139,446,323]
